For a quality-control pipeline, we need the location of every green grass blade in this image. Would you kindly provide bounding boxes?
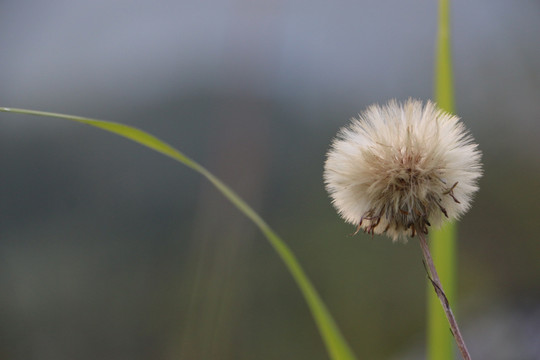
[435,0,454,113]
[430,0,456,359]
[428,222,456,360]
[0,106,356,360]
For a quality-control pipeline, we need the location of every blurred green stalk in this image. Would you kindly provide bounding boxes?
[429,0,456,359]
[0,107,356,360]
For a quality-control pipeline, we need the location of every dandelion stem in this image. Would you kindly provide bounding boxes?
[418,232,471,360]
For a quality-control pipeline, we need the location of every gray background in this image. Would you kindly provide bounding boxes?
[1,0,539,359]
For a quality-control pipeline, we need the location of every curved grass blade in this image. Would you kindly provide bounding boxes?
[0,106,357,360]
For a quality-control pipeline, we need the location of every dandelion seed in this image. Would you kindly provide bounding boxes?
[324,99,482,241]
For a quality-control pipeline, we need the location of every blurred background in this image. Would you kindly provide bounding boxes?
[1,0,539,359]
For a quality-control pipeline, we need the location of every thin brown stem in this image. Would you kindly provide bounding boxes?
[418,232,472,360]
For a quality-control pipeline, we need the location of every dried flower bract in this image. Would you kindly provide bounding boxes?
[324,99,482,241]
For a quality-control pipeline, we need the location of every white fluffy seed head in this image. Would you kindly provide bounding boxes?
[324,99,482,241]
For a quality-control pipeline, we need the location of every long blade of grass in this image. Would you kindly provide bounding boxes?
[0,106,356,360]
[430,0,457,359]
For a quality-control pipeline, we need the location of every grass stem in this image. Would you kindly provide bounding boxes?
[431,0,458,357]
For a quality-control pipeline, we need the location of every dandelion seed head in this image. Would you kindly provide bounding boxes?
[324,99,482,241]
